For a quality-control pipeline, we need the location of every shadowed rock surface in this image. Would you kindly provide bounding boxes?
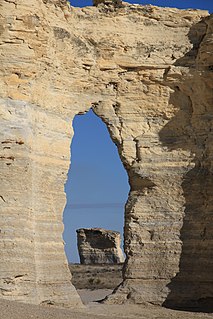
[0,0,212,311]
[77,228,125,264]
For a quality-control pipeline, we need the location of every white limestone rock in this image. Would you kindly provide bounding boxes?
[77,228,125,264]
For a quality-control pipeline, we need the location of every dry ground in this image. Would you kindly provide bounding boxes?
[1,297,213,319]
[1,265,212,319]
[69,264,123,290]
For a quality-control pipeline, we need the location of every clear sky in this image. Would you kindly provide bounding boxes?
[63,110,129,262]
[64,0,212,263]
[69,0,213,12]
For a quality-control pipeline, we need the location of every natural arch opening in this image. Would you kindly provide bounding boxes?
[63,108,130,303]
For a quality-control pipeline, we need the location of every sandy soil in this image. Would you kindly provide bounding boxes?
[2,266,209,318]
[1,291,212,319]
[78,288,113,304]
[1,267,212,318]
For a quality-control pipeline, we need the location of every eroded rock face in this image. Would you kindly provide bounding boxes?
[93,0,122,7]
[0,0,212,309]
[77,228,125,264]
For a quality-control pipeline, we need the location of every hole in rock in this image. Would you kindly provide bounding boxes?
[63,108,129,303]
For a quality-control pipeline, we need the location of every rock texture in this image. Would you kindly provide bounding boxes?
[93,0,122,7]
[0,0,212,310]
[77,228,125,264]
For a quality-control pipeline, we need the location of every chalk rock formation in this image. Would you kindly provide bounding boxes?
[93,0,122,7]
[77,228,125,264]
[0,0,212,310]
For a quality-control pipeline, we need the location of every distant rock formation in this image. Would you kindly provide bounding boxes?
[77,228,125,264]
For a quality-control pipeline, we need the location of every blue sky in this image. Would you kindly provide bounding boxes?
[63,110,129,262]
[64,0,212,263]
[69,0,213,12]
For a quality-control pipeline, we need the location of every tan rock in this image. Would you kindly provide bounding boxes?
[0,0,212,310]
[93,0,122,6]
[77,228,125,264]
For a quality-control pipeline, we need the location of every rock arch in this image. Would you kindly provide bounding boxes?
[0,0,212,310]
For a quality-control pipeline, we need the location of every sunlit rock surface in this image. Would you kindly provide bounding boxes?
[0,0,212,309]
[77,228,125,264]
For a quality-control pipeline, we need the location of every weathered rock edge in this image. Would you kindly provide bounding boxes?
[76,228,125,264]
[0,0,212,310]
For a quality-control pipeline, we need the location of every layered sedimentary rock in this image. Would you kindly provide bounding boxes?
[0,0,212,310]
[93,0,122,7]
[77,228,125,264]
